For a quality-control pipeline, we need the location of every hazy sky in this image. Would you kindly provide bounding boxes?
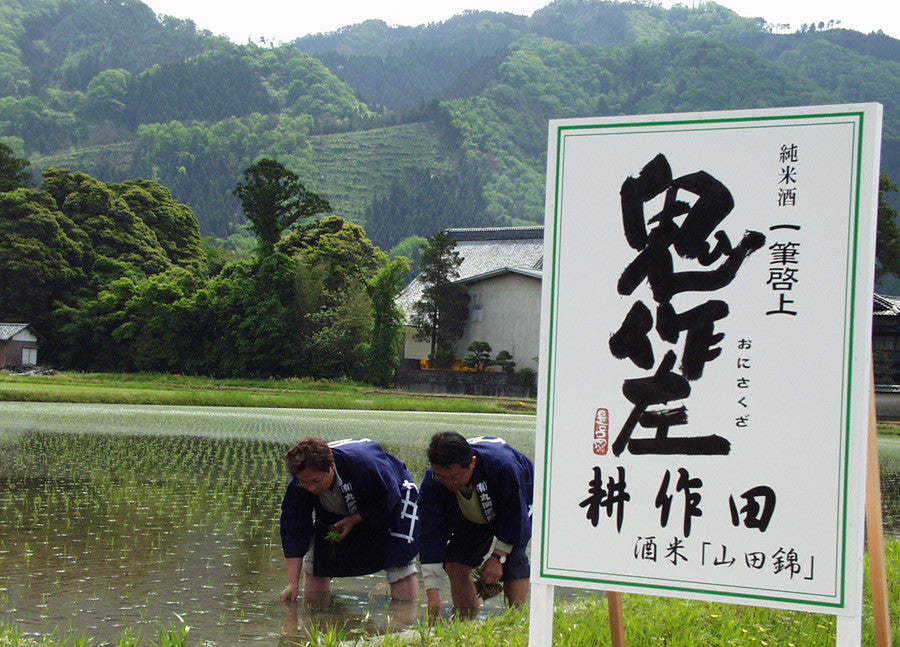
[141,0,899,44]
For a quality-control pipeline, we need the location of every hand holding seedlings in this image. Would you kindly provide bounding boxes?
[330,513,362,541]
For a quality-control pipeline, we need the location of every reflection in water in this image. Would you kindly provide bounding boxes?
[1,403,896,645]
[279,594,419,646]
[0,403,533,645]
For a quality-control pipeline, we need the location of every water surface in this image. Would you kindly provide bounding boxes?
[0,403,896,645]
[0,402,536,645]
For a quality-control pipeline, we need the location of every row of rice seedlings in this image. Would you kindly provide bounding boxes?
[0,428,294,643]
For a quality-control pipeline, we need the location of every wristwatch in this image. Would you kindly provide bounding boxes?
[491,551,507,564]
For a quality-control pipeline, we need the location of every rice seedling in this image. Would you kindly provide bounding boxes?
[469,566,502,600]
[0,402,895,646]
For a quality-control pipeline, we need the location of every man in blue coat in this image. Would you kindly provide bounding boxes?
[279,437,419,603]
[416,432,533,619]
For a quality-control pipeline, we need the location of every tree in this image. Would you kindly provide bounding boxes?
[463,341,493,371]
[494,350,516,373]
[410,231,470,368]
[367,257,411,387]
[82,69,131,121]
[280,216,388,379]
[0,188,88,337]
[876,173,900,280]
[0,142,32,192]
[233,158,331,257]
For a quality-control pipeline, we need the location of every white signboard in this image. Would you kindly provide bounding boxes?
[534,104,882,615]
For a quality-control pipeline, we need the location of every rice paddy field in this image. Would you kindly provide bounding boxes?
[0,403,536,645]
[0,402,897,646]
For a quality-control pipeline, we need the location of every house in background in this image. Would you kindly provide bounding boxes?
[397,226,544,374]
[455,266,542,371]
[873,293,900,381]
[0,323,40,367]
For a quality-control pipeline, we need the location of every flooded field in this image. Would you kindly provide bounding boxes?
[0,402,897,645]
[0,403,536,645]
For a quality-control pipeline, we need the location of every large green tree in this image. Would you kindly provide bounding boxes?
[877,173,900,280]
[410,231,470,368]
[366,256,411,387]
[233,158,331,258]
[0,142,32,192]
[0,188,88,336]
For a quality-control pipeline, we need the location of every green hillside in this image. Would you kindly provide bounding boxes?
[309,121,454,226]
[3,0,899,242]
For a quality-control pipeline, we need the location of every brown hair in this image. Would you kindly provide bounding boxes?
[285,437,334,476]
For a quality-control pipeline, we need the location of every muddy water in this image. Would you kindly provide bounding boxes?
[0,403,537,645]
[1,403,897,645]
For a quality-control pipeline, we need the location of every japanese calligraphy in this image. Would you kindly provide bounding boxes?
[611,153,765,456]
[766,225,801,316]
[735,337,752,428]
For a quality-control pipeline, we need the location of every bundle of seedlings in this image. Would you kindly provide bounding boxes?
[470,566,502,599]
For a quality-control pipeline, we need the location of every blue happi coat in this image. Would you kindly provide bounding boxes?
[280,439,419,573]
[416,436,534,566]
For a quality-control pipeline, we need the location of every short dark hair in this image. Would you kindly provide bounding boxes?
[427,431,473,468]
[285,437,334,476]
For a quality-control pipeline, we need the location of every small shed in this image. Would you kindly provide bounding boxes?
[0,323,40,367]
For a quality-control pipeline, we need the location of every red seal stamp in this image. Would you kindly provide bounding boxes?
[593,408,609,455]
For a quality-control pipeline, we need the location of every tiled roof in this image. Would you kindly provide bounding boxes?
[0,323,30,341]
[457,267,543,285]
[397,227,544,313]
[874,293,900,317]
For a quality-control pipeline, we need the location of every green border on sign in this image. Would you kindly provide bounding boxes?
[539,109,869,610]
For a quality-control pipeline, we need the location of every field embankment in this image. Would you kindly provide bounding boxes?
[0,371,536,414]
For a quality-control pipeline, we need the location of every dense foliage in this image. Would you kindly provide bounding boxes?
[878,174,900,280]
[410,232,471,367]
[50,211,396,379]
[2,0,896,247]
[0,144,402,380]
[0,165,204,346]
[0,141,32,191]
[363,164,494,250]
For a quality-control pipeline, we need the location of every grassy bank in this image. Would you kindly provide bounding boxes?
[878,421,900,437]
[0,371,536,414]
[2,539,897,646]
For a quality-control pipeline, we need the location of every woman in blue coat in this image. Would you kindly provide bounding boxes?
[279,437,419,603]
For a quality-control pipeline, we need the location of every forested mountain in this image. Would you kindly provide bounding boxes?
[2,0,899,249]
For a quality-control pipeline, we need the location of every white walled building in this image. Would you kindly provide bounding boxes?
[397,226,543,371]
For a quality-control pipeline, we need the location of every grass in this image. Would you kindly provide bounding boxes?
[0,371,536,414]
[12,542,892,647]
[878,421,900,437]
[339,542,900,647]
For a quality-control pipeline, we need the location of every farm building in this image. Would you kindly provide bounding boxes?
[397,226,543,374]
[0,323,40,367]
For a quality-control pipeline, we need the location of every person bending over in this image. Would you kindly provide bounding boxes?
[280,437,419,605]
[416,432,533,620]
